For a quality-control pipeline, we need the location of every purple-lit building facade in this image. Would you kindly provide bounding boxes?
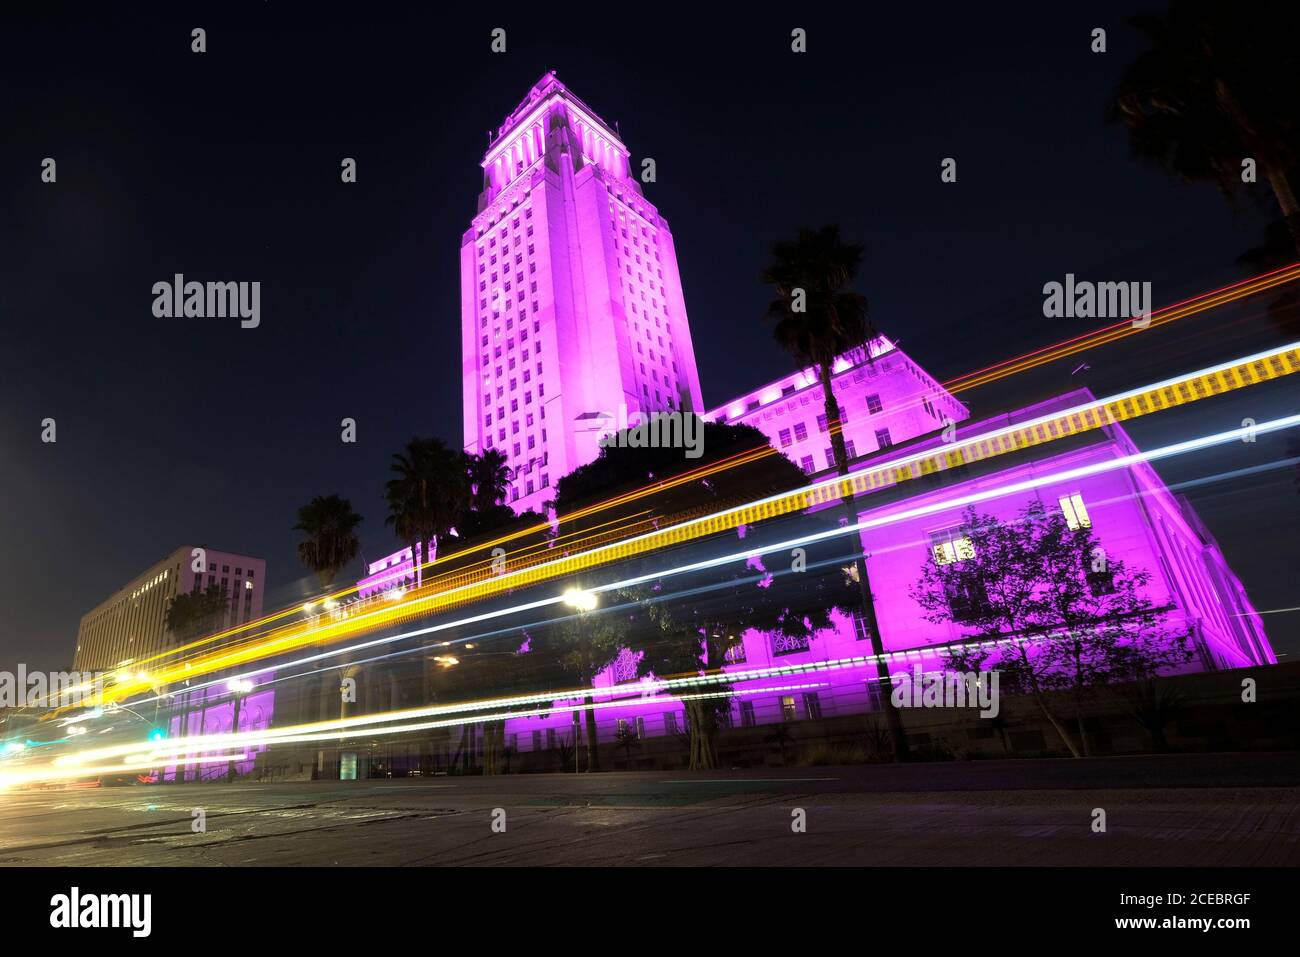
[360,75,1273,759]
[460,71,704,515]
[501,343,1274,755]
[74,545,267,673]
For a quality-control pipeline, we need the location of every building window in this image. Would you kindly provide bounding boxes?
[799,455,815,474]
[778,428,792,448]
[803,692,822,720]
[663,712,678,735]
[866,394,883,414]
[929,526,975,565]
[780,695,798,721]
[875,427,893,449]
[1060,493,1092,530]
[739,701,756,727]
[793,422,808,442]
[865,680,885,711]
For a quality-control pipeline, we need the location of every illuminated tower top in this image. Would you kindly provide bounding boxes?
[479,72,636,209]
[460,72,704,514]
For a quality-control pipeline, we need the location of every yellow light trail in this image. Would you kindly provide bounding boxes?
[66,262,1300,701]
[69,340,1300,707]
[7,407,1297,791]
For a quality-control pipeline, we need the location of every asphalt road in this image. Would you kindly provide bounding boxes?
[2,752,1298,866]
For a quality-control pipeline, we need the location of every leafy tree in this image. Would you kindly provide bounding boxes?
[1110,2,1300,252]
[613,722,642,767]
[551,418,859,770]
[384,437,470,587]
[765,722,796,767]
[526,583,629,772]
[911,501,1193,758]
[556,734,576,773]
[164,583,231,641]
[1118,678,1186,753]
[293,494,363,588]
[761,224,910,760]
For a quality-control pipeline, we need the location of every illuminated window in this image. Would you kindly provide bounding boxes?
[929,526,975,565]
[1059,493,1091,530]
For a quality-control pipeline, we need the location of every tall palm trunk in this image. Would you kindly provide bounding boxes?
[1264,167,1300,255]
[1215,79,1300,256]
[817,360,910,762]
[582,694,601,771]
[482,719,506,774]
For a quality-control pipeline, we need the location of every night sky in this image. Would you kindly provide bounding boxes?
[2,3,1295,672]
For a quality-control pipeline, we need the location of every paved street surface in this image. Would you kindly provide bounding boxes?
[2,753,1298,866]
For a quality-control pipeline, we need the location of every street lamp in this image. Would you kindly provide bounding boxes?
[562,587,599,772]
[225,678,255,782]
[562,588,598,611]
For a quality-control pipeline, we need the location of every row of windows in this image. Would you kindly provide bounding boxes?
[475,204,534,252]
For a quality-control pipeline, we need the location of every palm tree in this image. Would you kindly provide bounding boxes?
[761,224,910,761]
[384,437,470,588]
[467,448,512,513]
[293,494,363,588]
[1110,3,1300,252]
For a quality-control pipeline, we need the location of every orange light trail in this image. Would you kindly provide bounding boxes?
[55,262,1300,704]
[943,261,1300,392]
[74,339,1300,707]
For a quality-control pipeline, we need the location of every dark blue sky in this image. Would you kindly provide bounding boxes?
[2,2,1295,671]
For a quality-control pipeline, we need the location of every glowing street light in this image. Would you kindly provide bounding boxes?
[563,588,598,612]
